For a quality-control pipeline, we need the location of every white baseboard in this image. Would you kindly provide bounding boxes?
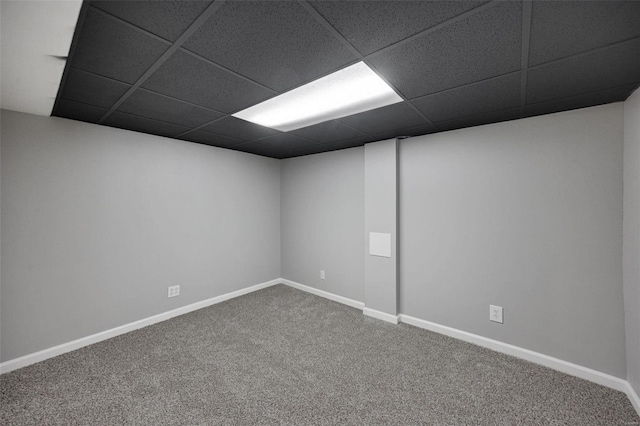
[363,307,399,324]
[398,314,628,393]
[626,382,640,417]
[3,278,638,418]
[279,281,637,412]
[0,278,281,374]
[280,278,364,310]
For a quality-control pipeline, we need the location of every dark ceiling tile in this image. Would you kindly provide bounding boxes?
[182,1,358,92]
[525,85,638,119]
[117,89,224,128]
[288,143,336,158]
[526,38,640,105]
[90,1,212,42]
[435,107,521,132]
[310,1,486,56]
[372,123,438,141]
[53,99,108,124]
[60,68,131,109]
[235,139,340,159]
[73,8,169,84]
[403,124,439,137]
[201,116,281,141]
[339,102,429,135]
[259,133,319,149]
[103,112,189,138]
[257,133,325,158]
[529,1,640,67]
[291,120,366,144]
[411,72,521,122]
[178,130,244,149]
[141,51,275,113]
[324,136,372,151]
[232,142,281,159]
[368,1,521,99]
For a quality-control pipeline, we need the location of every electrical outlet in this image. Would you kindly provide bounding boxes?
[490,305,503,323]
[320,270,325,280]
[168,285,180,298]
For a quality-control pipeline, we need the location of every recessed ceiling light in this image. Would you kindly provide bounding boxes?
[232,62,403,132]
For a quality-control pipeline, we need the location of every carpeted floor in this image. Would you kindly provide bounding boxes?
[1,284,638,425]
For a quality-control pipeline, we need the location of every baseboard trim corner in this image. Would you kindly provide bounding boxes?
[363,307,399,324]
[398,314,628,393]
[626,382,640,417]
[0,278,281,375]
[280,278,364,310]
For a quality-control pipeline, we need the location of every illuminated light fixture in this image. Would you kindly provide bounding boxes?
[232,62,403,132]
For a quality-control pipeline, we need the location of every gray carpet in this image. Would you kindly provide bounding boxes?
[1,284,638,425]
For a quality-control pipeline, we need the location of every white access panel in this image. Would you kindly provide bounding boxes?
[369,232,391,258]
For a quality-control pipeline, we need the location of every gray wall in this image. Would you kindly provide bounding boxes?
[399,104,626,378]
[624,88,640,393]
[0,110,281,362]
[364,139,397,315]
[281,147,364,302]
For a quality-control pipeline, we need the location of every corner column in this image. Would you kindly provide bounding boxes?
[364,138,398,323]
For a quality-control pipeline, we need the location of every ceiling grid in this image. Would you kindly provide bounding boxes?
[52,0,640,159]
[96,1,229,123]
[519,0,533,115]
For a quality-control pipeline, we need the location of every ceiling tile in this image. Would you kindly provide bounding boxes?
[201,116,281,141]
[234,140,332,159]
[339,102,429,135]
[53,99,108,124]
[368,1,521,99]
[372,123,437,142]
[310,1,486,56]
[291,120,366,144]
[55,0,640,159]
[412,72,521,122]
[529,1,640,67]
[73,8,169,84]
[141,50,275,113]
[526,38,640,104]
[60,68,130,109]
[103,112,190,138]
[435,107,521,132]
[525,85,638,118]
[259,133,319,149]
[233,142,281,159]
[90,1,212,42]
[288,144,336,158]
[233,142,331,159]
[402,124,439,138]
[324,136,372,151]
[258,133,325,158]
[178,130,245,149]
[182,1,358,92]
[117,89,224,128]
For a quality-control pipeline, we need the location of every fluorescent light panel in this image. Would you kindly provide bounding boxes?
[232,62,403,132]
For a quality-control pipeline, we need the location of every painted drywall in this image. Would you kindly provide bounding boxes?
[0,110,281,362]
[281,147,364,302]
[364,139,397,315]
[624,88,640,393]
[399,103,626,378]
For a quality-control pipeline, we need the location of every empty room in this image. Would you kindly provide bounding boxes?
[1,0,640,424]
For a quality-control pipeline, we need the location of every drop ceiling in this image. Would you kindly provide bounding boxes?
[51,0,640,159]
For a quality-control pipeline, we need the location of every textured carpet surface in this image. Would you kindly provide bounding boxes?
[1,284,638,425]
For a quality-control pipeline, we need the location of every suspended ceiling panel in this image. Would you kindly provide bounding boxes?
[49,0,640,159]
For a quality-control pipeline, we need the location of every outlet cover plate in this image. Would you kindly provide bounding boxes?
[168,285,180,298]
[490,305,503,323]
